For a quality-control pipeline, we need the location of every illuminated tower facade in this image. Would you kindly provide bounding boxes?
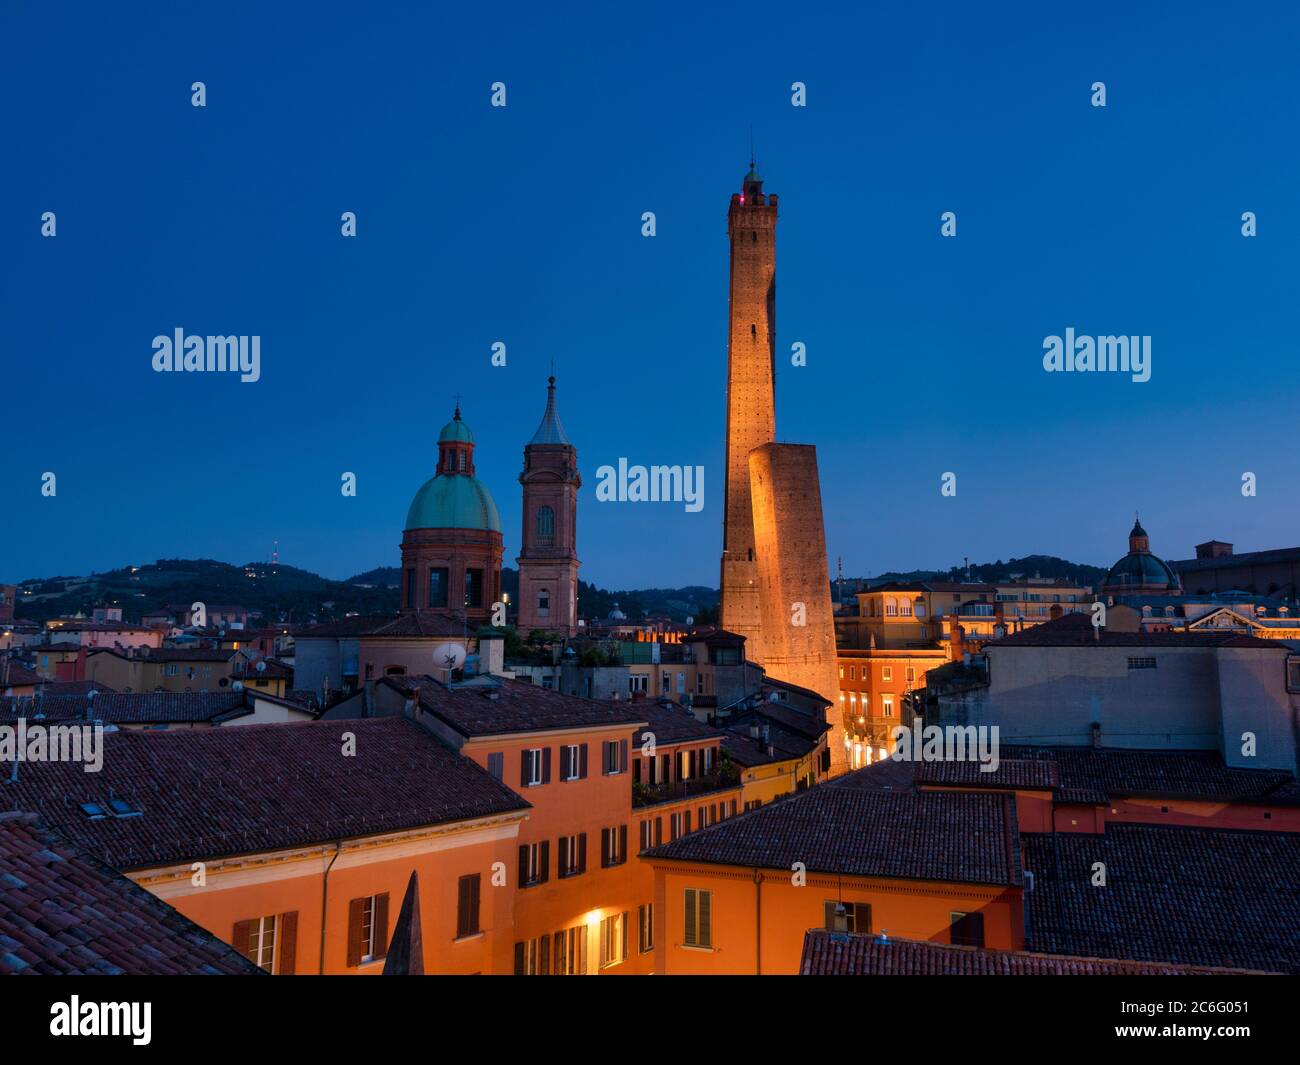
[720,163,778,660]
[517,377,581,636]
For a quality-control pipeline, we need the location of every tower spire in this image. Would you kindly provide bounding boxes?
[528,374,569,446]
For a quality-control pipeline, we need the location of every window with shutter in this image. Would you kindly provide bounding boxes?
[638,904,654,953]
[457,874,481,937]
[487,752,504,780]
[232,918,254,962]
[347,898,366,967]
[684,888,712,948]
[579,743,589,778]
[278,911,298,974]
[372,894,389,962]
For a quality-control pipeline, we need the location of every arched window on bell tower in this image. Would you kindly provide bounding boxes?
[536,505,555,547]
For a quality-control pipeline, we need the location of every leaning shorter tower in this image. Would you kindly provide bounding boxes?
[749,443,845,770]
[516,377,581,636]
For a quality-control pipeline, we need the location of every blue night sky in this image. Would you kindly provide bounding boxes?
[4,1,1299,589]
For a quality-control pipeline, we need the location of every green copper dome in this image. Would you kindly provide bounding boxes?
[1103,552,1181,592]
[438,415,474,444]
[405,473,500,533]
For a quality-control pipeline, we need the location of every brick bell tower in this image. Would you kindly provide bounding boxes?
[516,376,581,636]
[720,161,777,661]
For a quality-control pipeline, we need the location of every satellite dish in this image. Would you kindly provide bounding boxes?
[232,681,244,691]
[432,642,467,671]
[685,616,694,626]
[256,660,267,673]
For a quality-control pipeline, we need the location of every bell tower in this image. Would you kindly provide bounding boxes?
[720,162,777,660]
[517,377,581,636]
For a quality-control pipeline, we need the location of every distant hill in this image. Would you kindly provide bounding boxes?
[15,559,721,626]
[14,558,401,626]
[14,553,1101,627]
[859,555,1106,589]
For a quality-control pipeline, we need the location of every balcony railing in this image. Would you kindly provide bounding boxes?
[632,768,741,808]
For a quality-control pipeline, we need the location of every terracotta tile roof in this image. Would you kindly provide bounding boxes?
[1023,824,1300,974]
[721,719,823,767]
[0,691,248,724]
[298,615,398,638]
[232,658,293,680]
[368,612,474,638]
[1,718,530,869]
[827,758,916,792]
[990,611,1276,648]
[40,680,117,697]
[799,930,1261,975]
[760,676,834,708]
[0,813,263,975]
[393,674,646,738]
[914,745,1299,805]
[732,702,830,741]
[630,700,717,745]
[135,648,236,663]
[0,661,42,687]
[644,783,1021,887]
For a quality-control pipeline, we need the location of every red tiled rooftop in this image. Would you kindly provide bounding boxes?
[989,611,1276,648]
[2,717,530,869]
[644,779,1022,887]
[1023,823,1300,974]
[0,813,263,975]
[799,930,1263,975]
[393,674,646,738]
[914,745,1299,806]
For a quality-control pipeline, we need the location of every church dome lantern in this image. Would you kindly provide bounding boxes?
[1100,516,1182,596]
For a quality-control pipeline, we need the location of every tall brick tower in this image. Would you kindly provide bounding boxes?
[516,377,581,635]
[720,162,778,660]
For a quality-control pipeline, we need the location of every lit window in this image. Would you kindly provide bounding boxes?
[599,912,628,968]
